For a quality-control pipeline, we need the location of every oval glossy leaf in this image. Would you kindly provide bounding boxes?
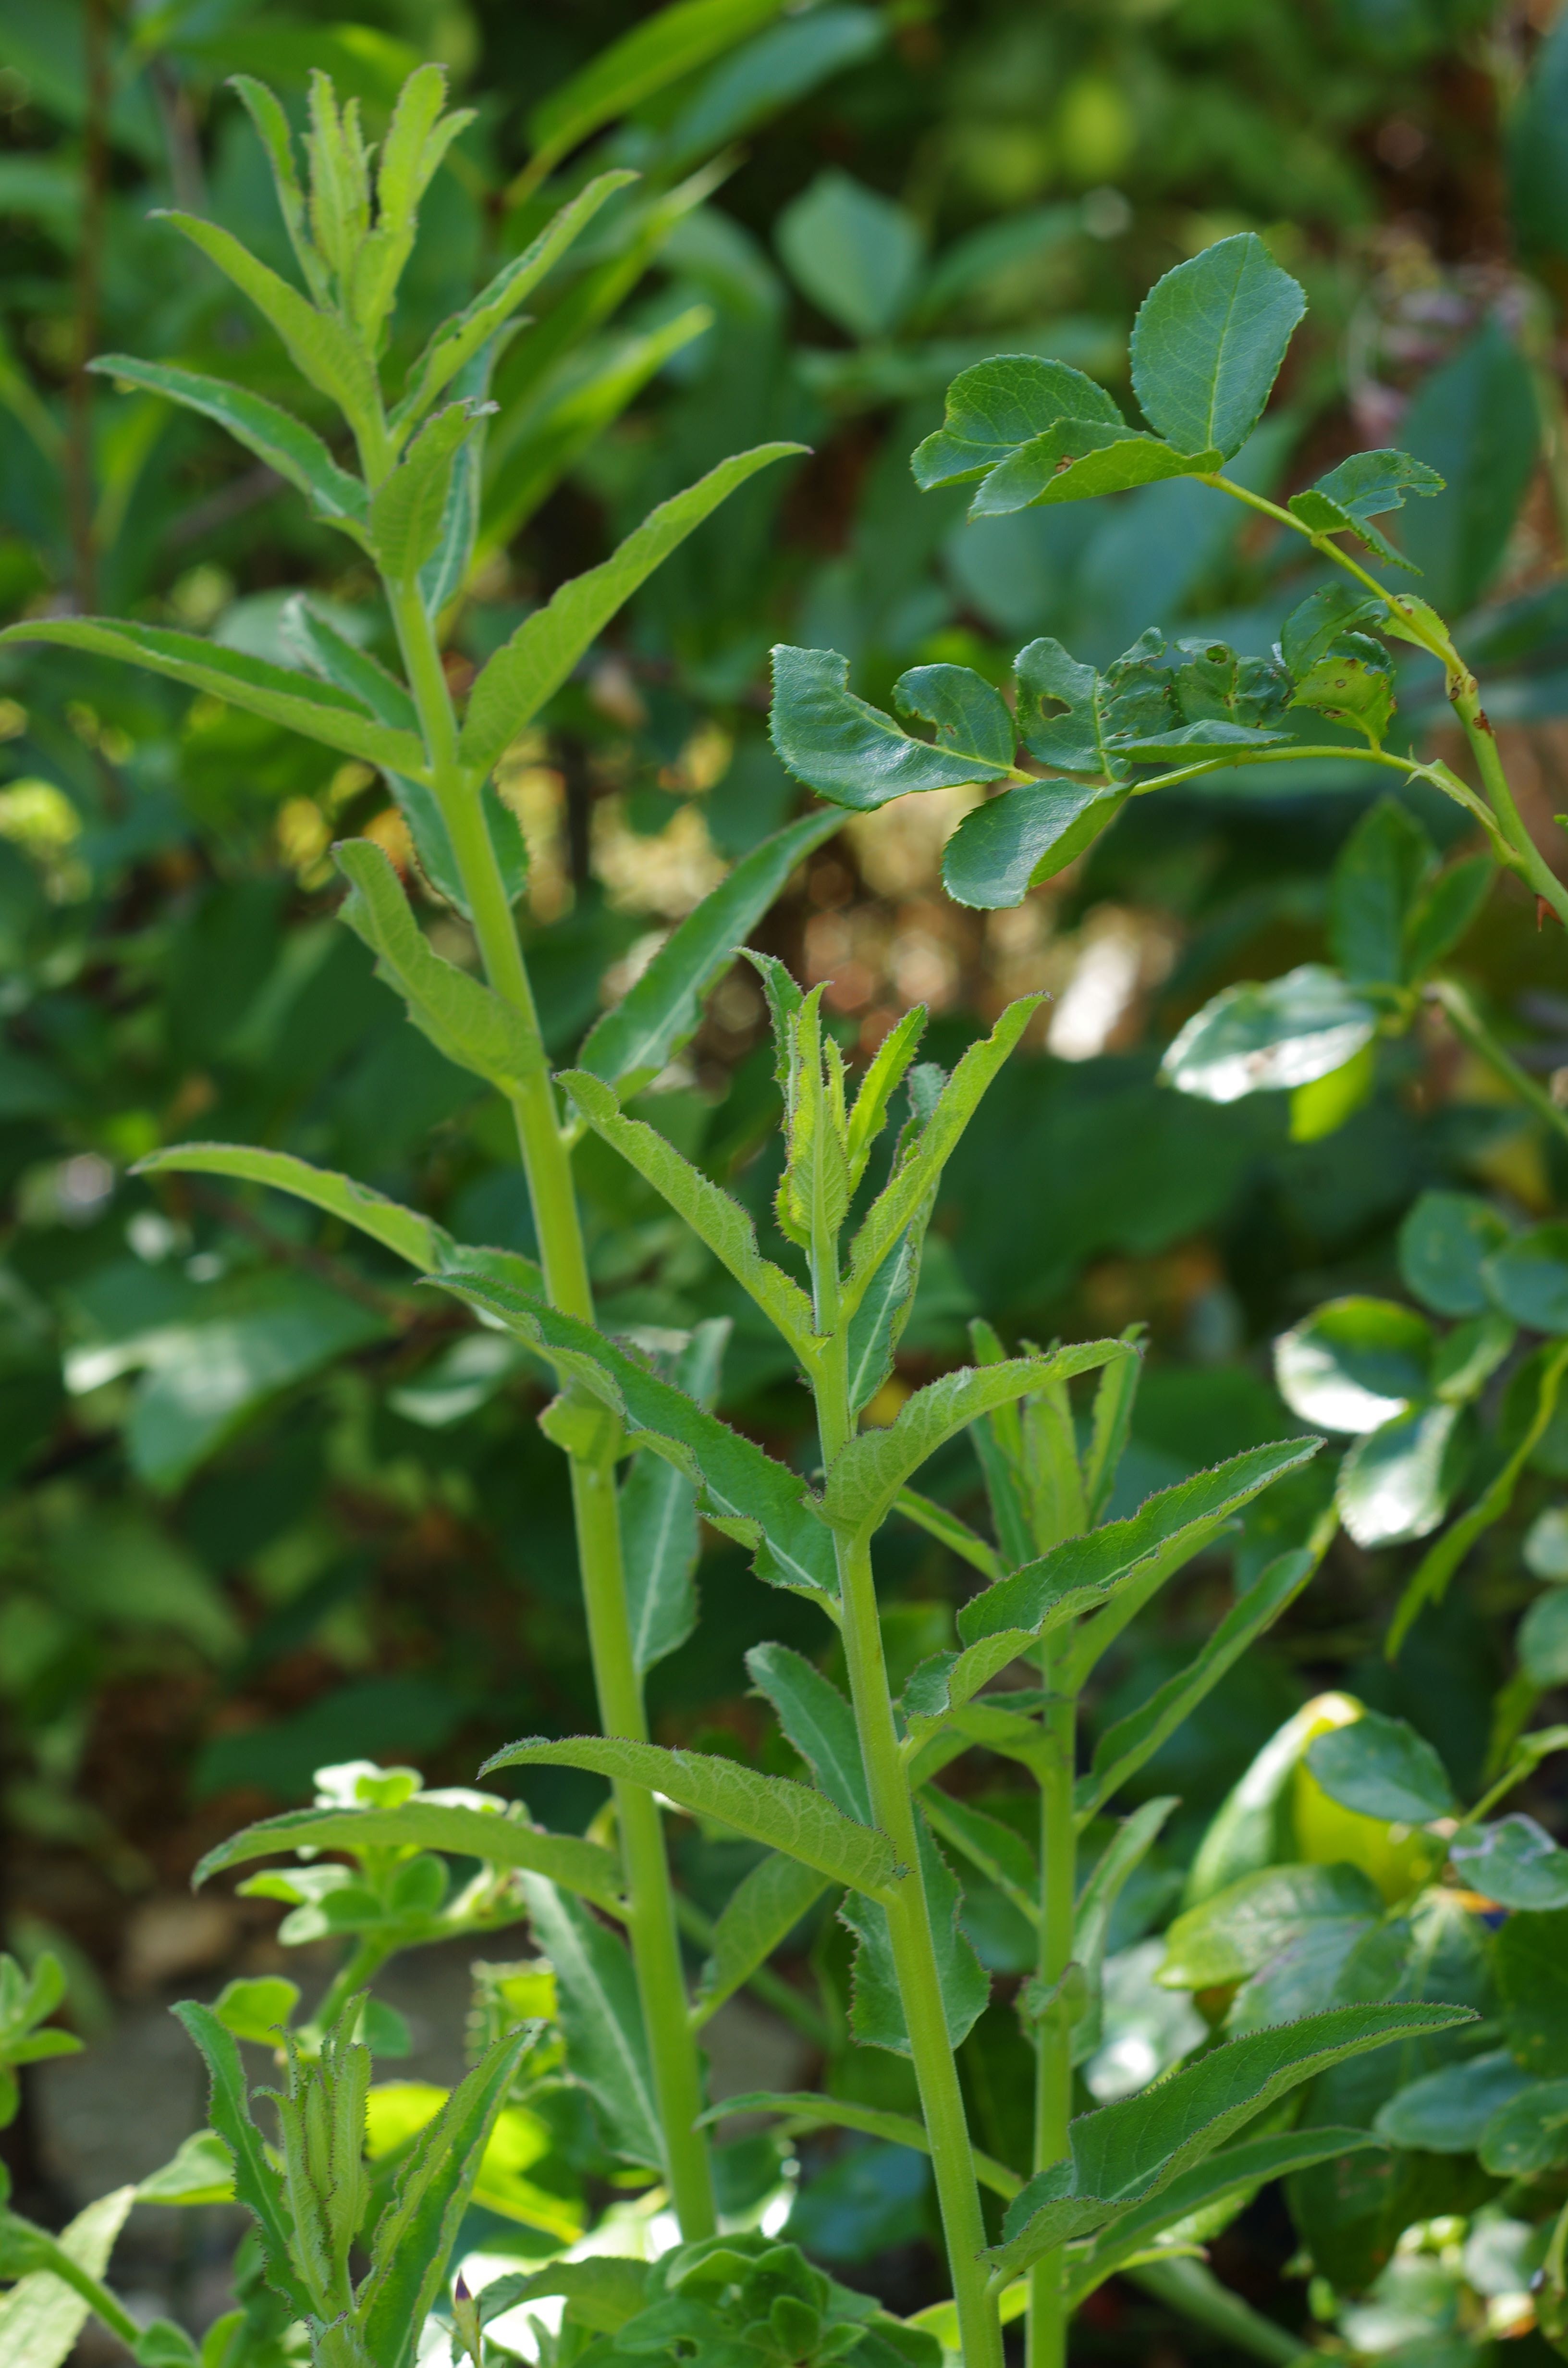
[1526,1505,1568,1580]
[768,645,1015,808]
[1483,1223,1568,1333]
[1129,232,1306,460]
[1450,1815,1568,1911]
[1304,1710,1457,1826]
[1373,2049,1531,2153]
[942,781,1126,910]
[1159,1862,1382,1991]
[1336,1399,1469,1548]
[1398,1190,1512,1318]
[1161,965,1380,1104]
[1274,1297,1433,1433]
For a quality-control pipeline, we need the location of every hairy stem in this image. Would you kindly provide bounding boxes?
[306,1934,392,2042]
[812,1317,1002,2368]
[1427,976,1568,1153]
[1027,1686,1076,2368]
[388,577,716,2239]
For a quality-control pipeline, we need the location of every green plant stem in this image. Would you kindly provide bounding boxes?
[811,1314,1002,2368]
[1026,1684,1076,2368]
[1427,976,1568,1152]
[1127,2259,1311,2364]
[387,575,717,2242]
[306,1934,393,2042]
[674,1893,832,2046]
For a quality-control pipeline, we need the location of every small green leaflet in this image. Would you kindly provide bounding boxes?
[335,839,539,1093]
[911,353,1125,485]
[623,1320,727,1676]
[423,1276,841,1607]
[520,1877,663,2170]
[576,810,844,1098]
[481,1736,900,1901]
[769,647,1016,808]
[1450,1815,1568,1912]
[986,2003,1473,2282]
[0,620,429,778]
[690,1853,831,2027]
[461,446,803,776]
[89,355,368,530]
[1305,1711,1457,1826]
[1286,451,1445,570]
[943,780,1127,911]
[1129,233,1305,461]
[370,400,493,584]
[192,1797,626,1914]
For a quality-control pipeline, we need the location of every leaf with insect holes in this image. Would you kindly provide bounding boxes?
[461,447,803,775]
[89,357,367,530]
[576,812,844,1099]
[481,1738,900,1902]
[768,647,1016,808]
[1130,234,1305,460]
[0,620,428,777]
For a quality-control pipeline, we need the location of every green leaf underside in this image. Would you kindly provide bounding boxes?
[624,1321,727,1677]
[89,355,368,524]
[1129,232,1306,460]
[0,619,429,776]
[191,1799,625,1913]
[1161,966,1381,1103]
[911,355,1125,486]
[134,1143,448,1272]
[957,1439,1319,1650]
[481,1737,900,1900]
[425,1276,841,1605]
[840,1814,990,2053]
[461,446,803,775]
[336,839,539,1092]
[693,1852,832,2024]
[987,2003,1472,2280]
[576,811,843,1095]
[970,426,1224,516]
[700,2091,1020,2201]
[520,1877,663,2171]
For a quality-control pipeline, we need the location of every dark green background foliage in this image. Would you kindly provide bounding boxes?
[3,0,1568,2350]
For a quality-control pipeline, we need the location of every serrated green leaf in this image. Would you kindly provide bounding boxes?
[229,75,328,305]
[559,1069,816,1355]
[942,780,1127,910]
[0,619,428,777]
[156,210,379,430]
[623,1320,727,1675]
[577,812,842,1098]
[1286,487,1417,571]
[1129,233,1304,459]
[335,839,539,1092]
[1313,449,1445,519]
[691,1853,831,2027]
[192,1798,625,1913]
[517,1878,662,2169]
[1281,582,1386,678]
[911,353,1124,487]
[171,2004,311,2319]
[919,1787,1038,1925]
[1305,1712,1456,1826]
[1078,1548,1316,1824]
[986,2003,1470,2281]
[845,994,1043,1317]
[422,1278,840,1606]
[1012,637,1125,778]
[824,1345,1125,1537]
[840,1813,990,2053]
[1159,1863,1382,1990]
[747,1642,867,1817]
[88,356,366,529]
[899,1629,1045,1746]
[481,1736,900,1900]
[768,646,1015,809]
[971,424,1223,516]
[1161,966,1381,1104]
[477,2256,650,2335]
[896,662,1016,769]
[461,447,802,775]
[135,2132,237,2209]
[1498,1905,1568,2075]
[370,401,490,584]
[357,2030,531,2368]
[1480,2075,1568,2174]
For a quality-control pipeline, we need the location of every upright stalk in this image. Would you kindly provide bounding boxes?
[1027,1677,1076,2368]
[386,573,717,2240]
[810,1263,1002,2368]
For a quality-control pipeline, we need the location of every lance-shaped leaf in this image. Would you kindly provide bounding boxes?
[577,811,843,1098]
[899,1630,1048,1747]
[846,1211,929,1416]
[88,355,367,529]
[1077,1548,1316,1824]
[395,170,637,432]
[1070,1798,1176,2062]
[769,647,1017,809]
[943,779,1129,910]
[958,1441,1318,1666]
[171,2004,311,2318]
[481,1737,900,1901]
[841,1813,990,2052]
[920,1788,1039,1927]
[519,1877,662,2170]
[747,1643,868,1816]
[1067,2128,1385,2303]
[845,994,1044,1317]
[698,2091,1021,2200]
[0,620,429,777]
[1129,233,1305,461]
[461,446,803,775]
[1161,965,1382,1105]
[192,1798,625,1914]
[336,839,539,1093]
[912,353,1126,487]
[623,1320,726,1676]
[691,1852,831,2027]
[825,1344,1124,1538]
[370,400,492,584]
[230,74,328,304]
[135,1142,451,1274]
[893,1488,1001,1580]
[523,0,786,179]
[357,2031,532,2368]
[986,2003,1472,2281]
[560,1069,816,1356]
[155,211,380,430]
[424,1277,840,1606]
